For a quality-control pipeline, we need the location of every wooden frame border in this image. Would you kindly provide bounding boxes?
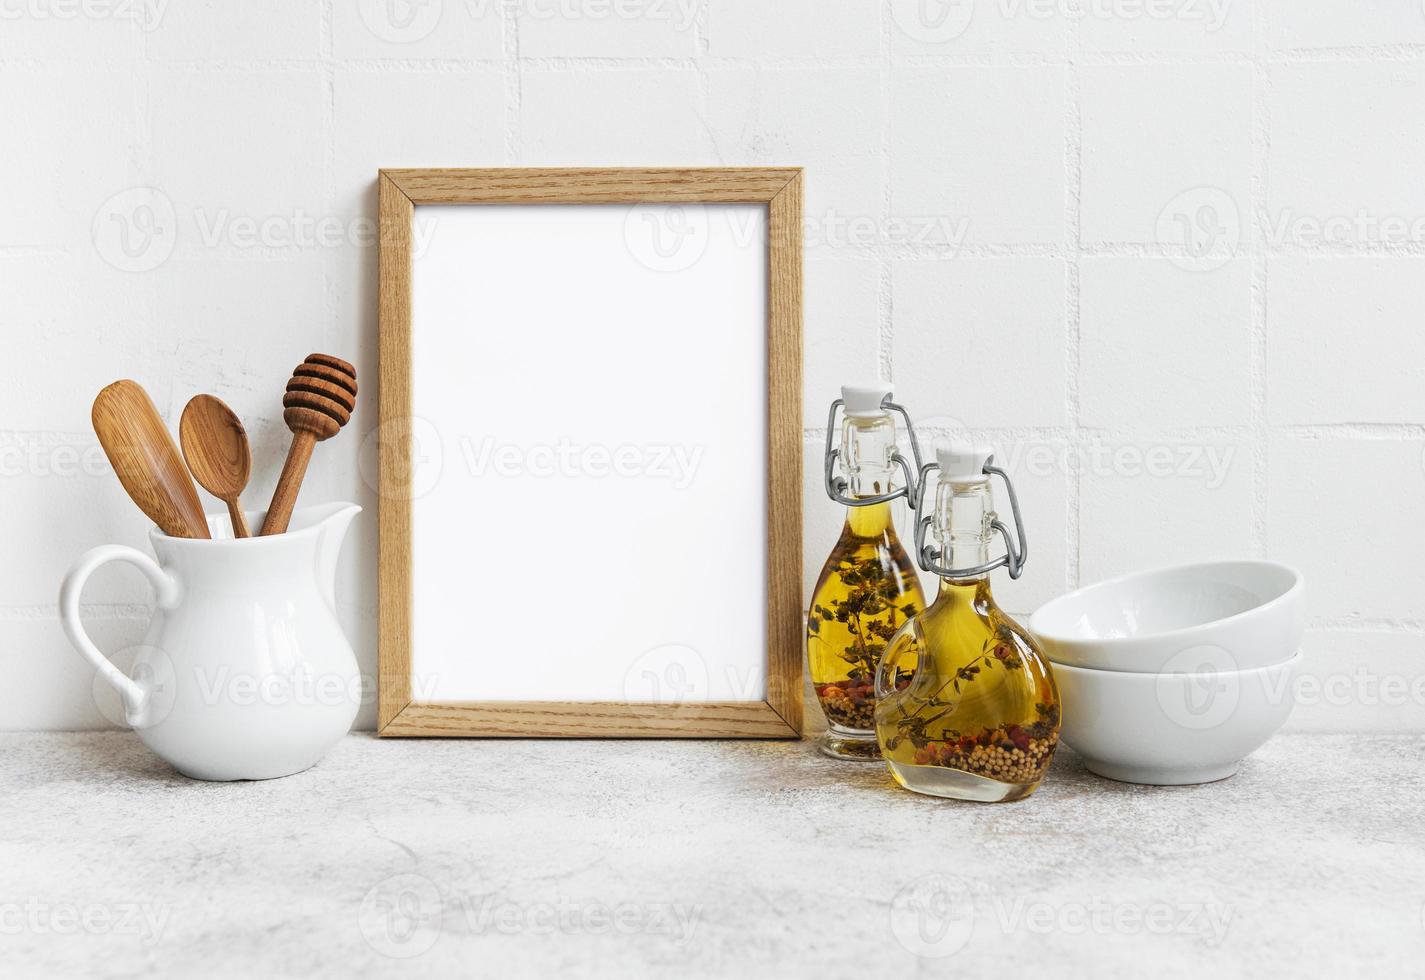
[377,168,803,738]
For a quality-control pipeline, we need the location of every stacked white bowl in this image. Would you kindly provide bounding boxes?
[1029,561,1305,785]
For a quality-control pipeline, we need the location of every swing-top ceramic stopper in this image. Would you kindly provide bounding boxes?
[841,382,893,419]
[936,444,992,486]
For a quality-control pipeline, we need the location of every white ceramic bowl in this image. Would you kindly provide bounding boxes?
[1029,560,1304,673]
[1053,651,1301,785]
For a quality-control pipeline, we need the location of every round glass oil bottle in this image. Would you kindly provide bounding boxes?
[807,384,926,761]
[874,446,1060,801]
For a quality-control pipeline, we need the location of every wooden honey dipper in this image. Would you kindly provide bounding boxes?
[259,353,357,536]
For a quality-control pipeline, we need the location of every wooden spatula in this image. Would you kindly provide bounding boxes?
[92,380,210,539]
[259,354,357,536]
[180,394,253,538]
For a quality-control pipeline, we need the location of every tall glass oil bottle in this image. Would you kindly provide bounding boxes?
[807,384,927,761]
[874,446,1060,801]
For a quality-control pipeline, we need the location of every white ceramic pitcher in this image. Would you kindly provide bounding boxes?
[60,502,362,781]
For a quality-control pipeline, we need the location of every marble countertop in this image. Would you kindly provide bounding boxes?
[3,730,1421,978]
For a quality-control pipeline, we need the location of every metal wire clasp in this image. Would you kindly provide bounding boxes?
[822,396,925,507]
[912,456,1029,580]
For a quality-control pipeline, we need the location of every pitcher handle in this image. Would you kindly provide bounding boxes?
[59,545,179,725]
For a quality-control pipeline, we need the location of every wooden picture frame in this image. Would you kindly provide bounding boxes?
[376,168,803,738]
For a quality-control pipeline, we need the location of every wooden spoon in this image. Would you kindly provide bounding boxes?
[92,380,210,539]
[259,353,357,536]
[180,394,253,538]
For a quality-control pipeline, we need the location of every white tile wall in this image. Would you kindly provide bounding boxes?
[981,438,1071,616]
[149,70,328,248]
[146,0,323,61]
[706,67,885,221]
[1266,1,1425,51]
[1268,62,1425,228]
[1266,256,1425,425]
[891,66,1068,245]
[0,6,143,60]
[1079,0,1250,52]
[888,0,1067,57]
[331,69,508,213]
[1267,436,1425,623]
[1079,63,1252,245]
[3,1,1421,732]
[331,0,503,59]
[891,257,1068,428]
[804,257,881,422]
[707,0,880,59]
[517,0,699,57]
[0,70,143,248]
[1,255,155,432]
[520,69,714,163]
[1078,257,1251,428]
[1078,436,1254,583]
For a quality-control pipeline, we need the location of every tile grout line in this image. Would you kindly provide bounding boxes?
[693,0,709,58]
[8,44,1425,73]
[1248,0,1272,559]
[878,2,895,386]
[73,238,1425,265]
[321,0,337,355]
[133,14,159,399]
[503,0,522,163]
[691,0,715,163]
[94,238,1425,263]
[1063,17,1084,592]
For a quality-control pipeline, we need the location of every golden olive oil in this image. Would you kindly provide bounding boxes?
[873,446,1060,802]
[807,501,925,759]
[875,578,1059,802]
